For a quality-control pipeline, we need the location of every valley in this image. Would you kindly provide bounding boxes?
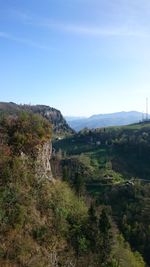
[53,122,150,266]
[1,0,150,266]
[0,104,150,267]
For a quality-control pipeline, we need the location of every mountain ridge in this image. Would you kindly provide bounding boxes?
[0,102,75,136]
[66,111,148,131]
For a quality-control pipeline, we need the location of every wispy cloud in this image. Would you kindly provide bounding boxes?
[40,21,150,38]
[0,31,51,50]
[10,9,150,39]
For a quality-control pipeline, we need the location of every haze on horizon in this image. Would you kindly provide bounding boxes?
[0,0,150,116]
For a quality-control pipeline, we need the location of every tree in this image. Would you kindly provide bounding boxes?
[98,208,112,265]
[74,172,85,198]
[86,203,98,253]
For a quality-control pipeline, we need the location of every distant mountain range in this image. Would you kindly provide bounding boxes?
[65,111,149,131]
[65,116,86,122]
[0,104,149,134]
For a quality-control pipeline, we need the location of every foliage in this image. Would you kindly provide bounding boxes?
[0,112,51,156]
[114,183,150,265]
[0,113,147,266]
[53,122,150,180]
[112,234,145,267]
[53,123,150,265]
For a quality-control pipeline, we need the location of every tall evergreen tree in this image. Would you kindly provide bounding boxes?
[98,209,112,265]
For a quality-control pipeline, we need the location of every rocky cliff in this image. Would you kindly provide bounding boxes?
[36,140,53,180]
[0,112,53,181]
[0,102,75,136]
[0,111,88,267]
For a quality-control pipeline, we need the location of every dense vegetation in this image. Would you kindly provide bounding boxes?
[53,122,150,266]
[0,113,146,267]
[54,122,150,180]
[0,102,74,137]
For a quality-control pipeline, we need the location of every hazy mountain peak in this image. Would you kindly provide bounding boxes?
[66,111,147,131]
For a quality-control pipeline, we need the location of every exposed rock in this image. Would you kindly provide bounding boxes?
[0,102,75,136]
[36,141,53,181]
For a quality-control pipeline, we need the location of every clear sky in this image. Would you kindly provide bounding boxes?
[0,0,150,116]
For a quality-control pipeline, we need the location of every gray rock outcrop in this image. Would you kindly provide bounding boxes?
[36,141,53,181]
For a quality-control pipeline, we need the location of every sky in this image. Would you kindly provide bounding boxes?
[0,0,150,116]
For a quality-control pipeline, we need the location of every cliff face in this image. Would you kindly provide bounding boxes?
[36,140,53,180]
[0,102,75,136]
[0,111,89,267]
[0,112,53,181]
[27,104,75,136]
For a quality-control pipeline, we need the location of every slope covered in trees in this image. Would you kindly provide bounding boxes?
[54,122,150,180]
[0,112,145,267]
[53,122,150,266]
[0,102,74,137]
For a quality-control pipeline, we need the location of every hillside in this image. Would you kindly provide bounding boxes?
[54,121,150,180]
[0,111,146,267]
[66,111,146,131]
[0,112,88,267]
[53,121,150,265]
[0,102,74,137]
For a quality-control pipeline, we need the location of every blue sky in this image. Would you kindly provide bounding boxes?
[0,0,150,116]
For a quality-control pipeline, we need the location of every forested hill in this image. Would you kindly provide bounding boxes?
[0,111,146,267]
[0,102,74,137]
[53,121,150,265]
[54,121,150,180]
